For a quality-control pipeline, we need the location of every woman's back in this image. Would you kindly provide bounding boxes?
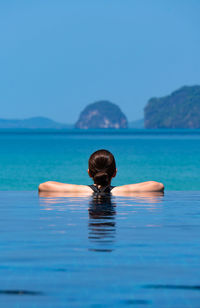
[38,149,164,195]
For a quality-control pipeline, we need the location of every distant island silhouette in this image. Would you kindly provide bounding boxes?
[1,86,200,129]
[144,85,200,128]
[75,101,128,129]
[0,117,72,129]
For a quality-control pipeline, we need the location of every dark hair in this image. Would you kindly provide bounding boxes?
[88,149,116,187]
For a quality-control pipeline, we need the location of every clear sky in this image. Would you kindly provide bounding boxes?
[0,0,200,123]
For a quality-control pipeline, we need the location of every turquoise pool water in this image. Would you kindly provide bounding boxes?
[1,129,200,191]
[1,191,200,307]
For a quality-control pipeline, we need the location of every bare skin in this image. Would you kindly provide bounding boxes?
[38,169,164,196]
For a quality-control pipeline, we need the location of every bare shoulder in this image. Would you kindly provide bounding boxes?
[112,181,164,195]
[38,181,92,193]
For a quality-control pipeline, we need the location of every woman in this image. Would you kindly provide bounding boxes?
[38,149,164,195]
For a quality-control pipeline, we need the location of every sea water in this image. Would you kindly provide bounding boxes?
[1,130,200,307]
[0,129,200,190]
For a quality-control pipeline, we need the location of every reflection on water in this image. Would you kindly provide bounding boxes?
[3,191,200,307]
[39,191,164,254]
[39,191,118,253]
[38,190,164,201]
[88,193,117,252]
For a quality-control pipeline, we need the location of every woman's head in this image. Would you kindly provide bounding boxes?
[88,149,117,187]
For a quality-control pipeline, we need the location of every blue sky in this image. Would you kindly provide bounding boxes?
[0,0,200,123]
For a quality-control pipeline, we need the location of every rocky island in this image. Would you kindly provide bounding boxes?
[75,101,128,129]
[144,86,200,128]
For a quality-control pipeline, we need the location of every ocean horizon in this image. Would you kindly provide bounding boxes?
[1,129,200,191]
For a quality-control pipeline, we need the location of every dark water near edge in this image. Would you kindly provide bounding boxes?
[1,129,200,190]
[1,191,200,307]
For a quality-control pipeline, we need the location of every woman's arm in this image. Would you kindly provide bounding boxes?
[38,181,91,193]
[112,181,164,194]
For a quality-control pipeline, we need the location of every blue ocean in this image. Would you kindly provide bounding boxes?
[0,129,200,191]
[1,130,200,307]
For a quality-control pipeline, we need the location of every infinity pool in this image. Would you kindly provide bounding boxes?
[0,191,200,307]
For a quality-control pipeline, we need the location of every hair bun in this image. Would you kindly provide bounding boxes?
[93,171,109,186]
